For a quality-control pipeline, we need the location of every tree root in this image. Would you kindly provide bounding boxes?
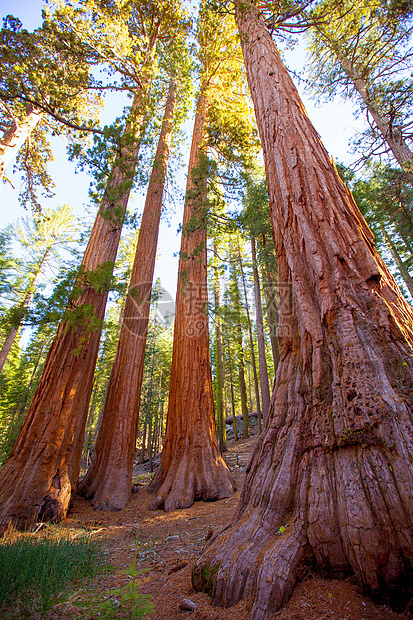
[147,446,235,512]
[193,441,413,620]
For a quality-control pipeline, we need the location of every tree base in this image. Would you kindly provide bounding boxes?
[0,465,72,533]
[147,446,236,512]
[77,466,131,512]
[193,439,413,620]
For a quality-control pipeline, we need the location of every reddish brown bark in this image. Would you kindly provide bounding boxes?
[78,81,176,511]
[193,4,413,618]
[0,91,146,532]
[147,88,235,511]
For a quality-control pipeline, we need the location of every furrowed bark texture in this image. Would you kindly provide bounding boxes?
[147,89,235,511]
[0,93,145,531]
[78,80,176,511]
[193,4,413,619]
[0,105,43,180]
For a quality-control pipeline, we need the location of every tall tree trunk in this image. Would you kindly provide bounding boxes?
[251,236,271,425]
[261,234,279,370]
[213,241,226,452]
[0,105,43,181]
[151,369,163,465]
[0,88,147,532]
[77,80,176,511]
[231,257,250,439]
[225,328,238,442]
[140,413,148,465]
[147,87,235,511]
[380,223,413,299]
[238,245,262,432]
[0,247,50,375]
[193,4,413,618]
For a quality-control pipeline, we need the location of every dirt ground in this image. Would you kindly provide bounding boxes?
[46,436,411,620]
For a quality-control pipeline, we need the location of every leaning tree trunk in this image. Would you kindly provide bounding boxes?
[316,28,413,185]
[0,105,43,181]
[193,4,413,619]
[147,87,235,511]
[0,246,50,375]
[77,80,176,512]
[0,90,147,532]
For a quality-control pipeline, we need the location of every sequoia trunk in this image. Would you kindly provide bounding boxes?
[77,81,176,511]
[193,4,413,618]
[0,90,147,531]
[147,88,235,511]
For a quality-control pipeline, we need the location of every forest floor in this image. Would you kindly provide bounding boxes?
[42,435,411,620]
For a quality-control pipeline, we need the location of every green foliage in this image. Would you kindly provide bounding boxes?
[199,6,260,189]
[0,324,57,464]
[83,551,153,620]
[56,0,193,205]
[0,12,102,211]
[336,162,413,296]
[0,204,80,326]
[0,530,106,619]
[0,11,102,128]
[83,564,155,620]
[304,0,413,164]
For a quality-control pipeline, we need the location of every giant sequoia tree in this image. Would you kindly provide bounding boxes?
[78,79,178,511]
[147,4,249,510]
[147,81,235,510]
[0,0,182,531]
[193,2,413,617]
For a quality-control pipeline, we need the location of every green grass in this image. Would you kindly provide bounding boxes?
[0,530,106,619]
